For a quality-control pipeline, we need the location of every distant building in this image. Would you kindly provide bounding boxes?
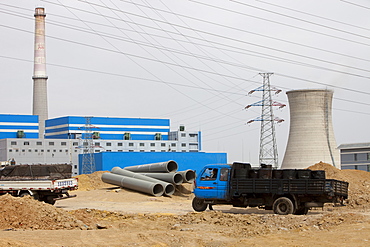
[0,114,39,139]
[0,114,224,175]
[339,143,370,171]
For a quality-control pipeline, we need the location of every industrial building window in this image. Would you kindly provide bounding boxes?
[73,142,78,146]
[181,133,186,137]
[53,150,56,152]
[41,150,44,152]
[36,142,42,145]
[61,142,67,146]
[118,143,123,146]
[129,143,134,147]
[171,143,176,147]
[150,143,155,147]
[368,153,370,161]
[9,149,12,152]
[106,143,112,146]
[11,141,17,145]
[22,149,25,152]
[74,165,77,169]
[140,150,145,152]
[15,149,18,152]
[47,150,50,152]
[140,143,145,147]
[28,149,32,152]
[354,154,358,161]
[181,143,186,147]
[49,142,54,146]
[59,150,63,152]
[65,150,68,152]
[24,141,30,145]
[35,149,38,152]
[95,150,100,153]
[151,150,155,152]
[118,150,123,152]
[161,143,166,147]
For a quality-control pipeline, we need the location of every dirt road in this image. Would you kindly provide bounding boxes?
[1,163,370,247]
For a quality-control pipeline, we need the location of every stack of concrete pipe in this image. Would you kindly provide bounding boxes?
[101,160,195,197]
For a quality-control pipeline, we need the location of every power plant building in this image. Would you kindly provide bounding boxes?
[281,89,340,169]
[0,114,224,175]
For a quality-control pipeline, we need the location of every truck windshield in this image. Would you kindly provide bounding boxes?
[200,168,218,180]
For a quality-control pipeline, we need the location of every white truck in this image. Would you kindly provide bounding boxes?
[0,164,78,205]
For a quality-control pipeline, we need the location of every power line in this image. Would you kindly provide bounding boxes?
[190,0,370,47]
[230,0,370,41]
[256,0,370,32]
[38,0,370,77]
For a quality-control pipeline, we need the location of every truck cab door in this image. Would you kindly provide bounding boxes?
[197,167,229,200]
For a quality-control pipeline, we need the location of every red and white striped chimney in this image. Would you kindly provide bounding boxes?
[32,7,48,138]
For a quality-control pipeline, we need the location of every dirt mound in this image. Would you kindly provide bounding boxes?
[0,194,87,230]
[68,209,368,238]
[309,162,370,208]
[75,171,110,191]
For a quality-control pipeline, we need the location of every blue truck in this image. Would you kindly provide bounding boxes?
[192,163,348,215]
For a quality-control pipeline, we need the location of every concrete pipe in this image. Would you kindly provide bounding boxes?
[111,167,175,196]
[137,172,183,185]
[101,173,164,197]
[123,160,178,173]
[176,170,196,183]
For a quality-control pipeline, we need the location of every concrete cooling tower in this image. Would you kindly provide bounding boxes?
[281,89,340,169]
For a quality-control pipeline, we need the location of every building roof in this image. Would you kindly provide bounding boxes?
[338,143,370,149]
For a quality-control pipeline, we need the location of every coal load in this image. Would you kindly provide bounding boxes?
[0,164,72,180]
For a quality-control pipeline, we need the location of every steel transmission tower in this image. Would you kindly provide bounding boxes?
[246,73,285,168]
[81,116,96,174]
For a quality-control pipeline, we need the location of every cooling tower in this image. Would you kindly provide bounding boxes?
[281,89,340,169]
[32,7,48,138]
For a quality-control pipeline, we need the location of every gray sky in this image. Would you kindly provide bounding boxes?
[1,0,369,166]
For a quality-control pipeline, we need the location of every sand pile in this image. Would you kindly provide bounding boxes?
[75,171,110,191]
[309,162,370,208]
[0,194,87,230]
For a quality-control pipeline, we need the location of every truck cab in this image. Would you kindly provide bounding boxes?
[192,164,231,211]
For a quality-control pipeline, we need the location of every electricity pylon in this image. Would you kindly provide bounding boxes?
[81,116,96,174]
[246,73,285,168]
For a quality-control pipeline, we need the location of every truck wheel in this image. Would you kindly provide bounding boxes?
[294,206,309,215]
[19,192,31,197]
[192,197,207,212]
[45,196,56,205]
[273,197,294,215]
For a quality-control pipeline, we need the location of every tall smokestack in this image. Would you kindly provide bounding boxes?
[33,7,48,138]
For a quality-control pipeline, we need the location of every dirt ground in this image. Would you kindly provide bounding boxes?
[1,162,370,247]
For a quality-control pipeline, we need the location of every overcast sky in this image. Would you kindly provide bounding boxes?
[1,0,369,166]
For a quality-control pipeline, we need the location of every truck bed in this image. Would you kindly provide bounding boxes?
[230,178,348,198]
[0,178,78,191]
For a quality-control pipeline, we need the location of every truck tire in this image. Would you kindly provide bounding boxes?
[294,206,309,215]
[44,196,56,205]
[19,192,31,197]
[273,197,294,215]
[192,197,207,212]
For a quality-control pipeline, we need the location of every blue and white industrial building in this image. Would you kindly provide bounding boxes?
[0,114,227,175]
